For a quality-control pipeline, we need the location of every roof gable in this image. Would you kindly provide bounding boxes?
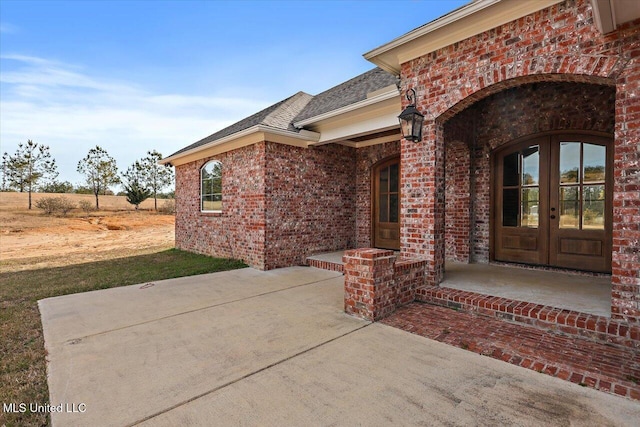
[167,91,313,158]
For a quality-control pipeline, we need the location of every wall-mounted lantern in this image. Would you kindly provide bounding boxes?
[398,88,424,142]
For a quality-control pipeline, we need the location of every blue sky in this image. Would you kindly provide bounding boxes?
[1,0,467,187]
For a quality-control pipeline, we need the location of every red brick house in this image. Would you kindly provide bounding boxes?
[162,0,639,325]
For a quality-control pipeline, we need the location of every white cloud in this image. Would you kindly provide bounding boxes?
[0,22,19,34]
[0,54,270,186]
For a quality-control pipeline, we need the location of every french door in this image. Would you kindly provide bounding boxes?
[493,134,612,273]
[373,157,400,250]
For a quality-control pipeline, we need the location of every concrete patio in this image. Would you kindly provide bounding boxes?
[40,266,639,426]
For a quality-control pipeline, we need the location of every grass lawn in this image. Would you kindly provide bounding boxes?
[0,249,246,427]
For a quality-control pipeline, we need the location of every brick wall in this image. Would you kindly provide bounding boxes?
[399,0,639,321]
[263,142,357,269]
[612,23,640,321]
[175,141,359,270]
[355,141,400,247]
[174,143,267,269]
[444,139,471,262]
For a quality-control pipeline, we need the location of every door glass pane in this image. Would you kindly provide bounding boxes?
[559,186,580,229]
[560,142,580,184]
[521,146,539,185]
[503,189,518,227]
[389,163,399,193]
[521,187,539,228]
[583,185,605,229]
[380,167,389,193]
[503,152,519,186]
[389,194,398,223]
[379,194,388,223]
[583,143,606,182]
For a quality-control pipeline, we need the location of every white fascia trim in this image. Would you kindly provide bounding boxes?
[293,86,400,128]
[364,0,563,73]
[591,0,616,33]
[363,0,501,61]
[159,125,320,165]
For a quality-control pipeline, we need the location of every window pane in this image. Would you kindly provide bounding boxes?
[560,142,580,184]
[379,194,388,222]
[583,185,605,230]
[389,163,399,193]
[559,186,580,229]
[503,189,518,227]
[202,195,222,211]
[521,187,539,228]
[389,194,398,223]
[503,152,519,187]
[201,160,222,211]
[522,146,539,185]
[583,143,606,182]
[380,167,389,193]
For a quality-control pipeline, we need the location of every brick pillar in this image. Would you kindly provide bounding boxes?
[343,248,396,321]
[612,48,640,323]
[400,117,446,286]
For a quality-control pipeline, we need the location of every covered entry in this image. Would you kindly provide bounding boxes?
[493,133,612,273]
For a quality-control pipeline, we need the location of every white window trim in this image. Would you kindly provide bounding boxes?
[200,160,222,213]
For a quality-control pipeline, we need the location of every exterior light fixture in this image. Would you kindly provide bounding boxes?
[398,88,424,142]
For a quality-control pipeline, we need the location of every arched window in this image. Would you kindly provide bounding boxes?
[201,160,222,212]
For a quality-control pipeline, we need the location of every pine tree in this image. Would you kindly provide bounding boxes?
[2,140,59,209]
[77,146,120,210]
[139,150,174,211]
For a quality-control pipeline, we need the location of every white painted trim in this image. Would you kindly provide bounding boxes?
[591,0,640,34]
[364,0,563,74]
[159,125,320,165]
[591,0,615,33]
[364,0,500,61]
[293,87,400,128]
[200,159,223,214]
[337,133,400,149]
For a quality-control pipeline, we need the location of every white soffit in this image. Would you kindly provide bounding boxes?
[364,0,564,74]
[591,0,640,34]
[293,86,399,128]
[302,94,401,145]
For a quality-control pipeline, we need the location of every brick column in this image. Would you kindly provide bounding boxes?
[400,118,446,286]
[612,47,640,323]
[343,248,396,321]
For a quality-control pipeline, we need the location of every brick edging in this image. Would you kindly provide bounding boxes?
[306,258,344,273]
[416,286,640,349]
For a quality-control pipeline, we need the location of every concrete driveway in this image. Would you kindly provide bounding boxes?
[40,267,640,426]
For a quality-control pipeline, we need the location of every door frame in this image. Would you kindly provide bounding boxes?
[489,130,613,272]
[371,154,401,250]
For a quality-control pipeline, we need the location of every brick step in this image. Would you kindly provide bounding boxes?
[306,258,344,273]
[416,285,640,349]
[383,303,640,401]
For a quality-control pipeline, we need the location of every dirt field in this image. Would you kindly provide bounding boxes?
[0,192,175,272]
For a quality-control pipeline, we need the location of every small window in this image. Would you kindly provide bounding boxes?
[201,160,222,212]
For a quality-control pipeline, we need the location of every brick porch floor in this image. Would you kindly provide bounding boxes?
[382,302,640,401]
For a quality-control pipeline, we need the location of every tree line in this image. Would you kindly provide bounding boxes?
[1,140,174,211]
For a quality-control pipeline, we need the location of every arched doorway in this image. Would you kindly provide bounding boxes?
[373,156,400,250]
[492,132,612,273]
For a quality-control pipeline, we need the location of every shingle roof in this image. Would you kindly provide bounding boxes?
[166,67,398,160]
[167,91,313,158]
[293,67,398,123]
